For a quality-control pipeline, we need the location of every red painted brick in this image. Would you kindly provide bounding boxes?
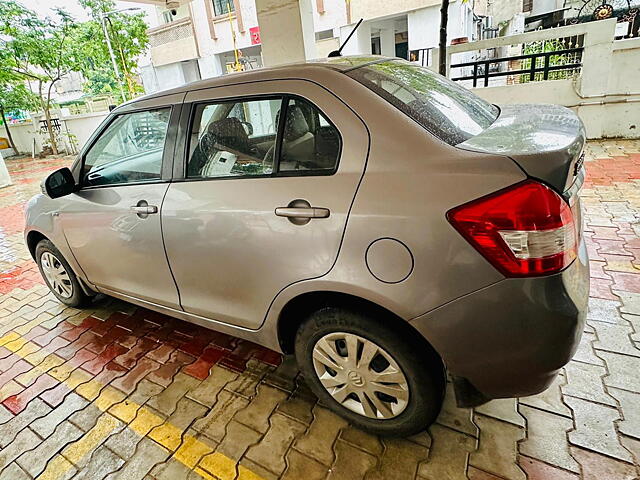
[32,321,76,346]
[39,381,71,407]
[23,325,47,342]
[82,343,128,375]
[114,337,158,369]
[609,271,640,293]
[85,325,128,354]
[0,353,21,371]
[519,456,578,480]
[0,359,32,390]
[148,351,194,386]
[184,346,225,380]
[146,344,175,363]
[254,348,283,367]
[3,374,58,414]
[56,331,99,360]
[111,357,161,394]
[589,278,619,300]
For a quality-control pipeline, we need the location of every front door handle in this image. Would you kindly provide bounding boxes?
[130,200,158,218]
[275,207,330,219]
[130,205,158,214]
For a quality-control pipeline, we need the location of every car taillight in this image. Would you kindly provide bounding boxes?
[447,180,577,277]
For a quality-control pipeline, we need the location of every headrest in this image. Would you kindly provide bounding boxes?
[207,116,249,151]
[207,117,245,138]
[284,106,310,141]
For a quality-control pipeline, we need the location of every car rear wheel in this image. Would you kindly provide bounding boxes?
[36,239,91,308]
[295,306,445,436]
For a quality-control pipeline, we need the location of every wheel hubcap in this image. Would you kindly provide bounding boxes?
[40,252,73,299]
[312,332,409,419]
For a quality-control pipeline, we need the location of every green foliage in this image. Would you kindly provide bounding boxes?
[0,84,39,123]
[72,0,149,99]
[519,38,581,83]
[0,1,79,90]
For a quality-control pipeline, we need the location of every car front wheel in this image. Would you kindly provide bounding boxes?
[295,306,445,436]
[36,239,91,308]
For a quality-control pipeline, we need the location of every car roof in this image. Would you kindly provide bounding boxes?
[126,55,394,105]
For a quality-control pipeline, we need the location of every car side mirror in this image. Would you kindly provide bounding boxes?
[42,167,76,199]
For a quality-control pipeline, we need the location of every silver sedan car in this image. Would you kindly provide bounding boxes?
[25,56,589,436]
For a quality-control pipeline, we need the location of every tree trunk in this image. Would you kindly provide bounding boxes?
[0,106,19,154]
[439,0,450,76]
[40,81,58,156]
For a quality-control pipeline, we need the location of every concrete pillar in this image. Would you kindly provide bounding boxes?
[255,0,317,66]
[0,150,12,189]
[339,21,372,56]
[379,28,396,57]
[578,18,616,97]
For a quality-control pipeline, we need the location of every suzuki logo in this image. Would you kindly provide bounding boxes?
[348,371,365,387]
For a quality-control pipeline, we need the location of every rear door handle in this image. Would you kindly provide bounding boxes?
[275,207,330,219]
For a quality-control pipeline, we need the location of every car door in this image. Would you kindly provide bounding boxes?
[161,80,369,329]
[60,98,182,308]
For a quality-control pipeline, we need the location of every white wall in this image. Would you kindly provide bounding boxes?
[409,0,473,51]
[0,111,108,157]
[441,19,640,139]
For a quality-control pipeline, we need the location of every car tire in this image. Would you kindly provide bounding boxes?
[295,306,445,436]
[35,239,91,308]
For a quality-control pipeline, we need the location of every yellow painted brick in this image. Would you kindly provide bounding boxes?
[109,398,140,423]
[174,436,215,469]
[76,378,104,401]
[37,455,76,480]
[91,387,126,411]
[199,452,238,480]
[239,466,266,480]
[62,414,121,465]
[0,332,20,346]
[14,342,41,358]
[62,369,92,390]
[3,336,27,352]
[129,408,165,436]
[149,422,184,451]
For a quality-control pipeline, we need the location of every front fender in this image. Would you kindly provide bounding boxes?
[24,194,94,289]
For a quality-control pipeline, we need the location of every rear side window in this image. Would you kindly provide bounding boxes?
[187,98,281,178]
[83,108,170,187]
[347,60,499,145]
[278,97,340,174]
[186,95,341,179]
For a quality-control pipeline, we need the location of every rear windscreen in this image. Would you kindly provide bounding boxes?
[347,59,499,146]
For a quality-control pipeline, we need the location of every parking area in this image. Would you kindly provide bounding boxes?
[1,140,640,480]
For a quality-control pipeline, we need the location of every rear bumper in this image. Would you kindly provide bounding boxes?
[410,238,589,404]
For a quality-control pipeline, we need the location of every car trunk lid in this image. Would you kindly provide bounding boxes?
[457,104,586,194]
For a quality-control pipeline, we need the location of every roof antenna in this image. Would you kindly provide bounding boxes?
[328,18,363,57]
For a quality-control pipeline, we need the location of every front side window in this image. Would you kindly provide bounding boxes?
[212,0,234,16]
[187,98,281,178]
[348,59,499,146]
[83,108,171,187]
[278,97,340,173]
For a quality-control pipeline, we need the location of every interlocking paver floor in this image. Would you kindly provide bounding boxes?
[1,141,640,479]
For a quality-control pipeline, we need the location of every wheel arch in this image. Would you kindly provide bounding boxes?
[277,290,443,364]
[26,230,48,260]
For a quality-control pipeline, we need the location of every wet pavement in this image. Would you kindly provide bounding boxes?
[1,141,640,479]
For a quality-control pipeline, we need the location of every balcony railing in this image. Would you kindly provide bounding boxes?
[148,18,199,66]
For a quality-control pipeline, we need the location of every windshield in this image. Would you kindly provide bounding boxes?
[347,59,499,146]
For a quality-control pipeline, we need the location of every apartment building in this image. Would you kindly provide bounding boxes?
[130,0,474,94]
